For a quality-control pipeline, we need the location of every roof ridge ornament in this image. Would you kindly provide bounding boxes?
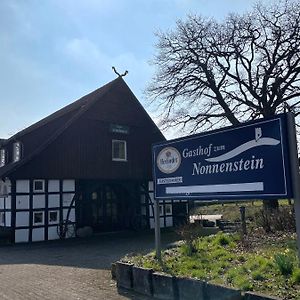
[112,66,128,78]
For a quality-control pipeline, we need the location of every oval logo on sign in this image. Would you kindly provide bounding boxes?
[157,147,181,174]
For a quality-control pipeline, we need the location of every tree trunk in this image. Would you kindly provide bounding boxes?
[263,199,279,211]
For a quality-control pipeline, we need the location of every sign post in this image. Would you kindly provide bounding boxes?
[154,200,161,260]
[286,113,300,260]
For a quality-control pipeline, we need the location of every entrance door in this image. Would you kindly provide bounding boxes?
[76,181,140,232]
[91,184,121,231]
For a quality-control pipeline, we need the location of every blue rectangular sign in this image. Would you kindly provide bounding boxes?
[152,114,292,200]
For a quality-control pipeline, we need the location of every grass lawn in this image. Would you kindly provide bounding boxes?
[123,230,299,299]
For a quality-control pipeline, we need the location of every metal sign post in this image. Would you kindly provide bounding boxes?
[286,113,300,260]
[154,199,161,260]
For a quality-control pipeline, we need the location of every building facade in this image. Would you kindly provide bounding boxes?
[0,78,188,243]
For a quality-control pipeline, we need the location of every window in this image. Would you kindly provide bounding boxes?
[49,211,58,224]
[159,205,164,216]
[0,149,6,167]
[112,140,127,161]
[165,204,172,215]
[33,211,44,225]
[33,180,45,192]
[13,142,22,162]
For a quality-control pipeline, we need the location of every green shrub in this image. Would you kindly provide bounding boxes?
[274,253,294,276]
[292,268,300,284]
[213,233,231,246]
[252,270,266,281]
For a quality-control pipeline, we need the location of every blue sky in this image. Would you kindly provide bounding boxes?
[0,0,265,138]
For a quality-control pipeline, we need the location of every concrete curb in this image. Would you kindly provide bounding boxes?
[115,262,133,290]
[113,263,282,300]
[132,266,153,296]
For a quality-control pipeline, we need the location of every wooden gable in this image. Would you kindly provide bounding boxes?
[4,78,164,180]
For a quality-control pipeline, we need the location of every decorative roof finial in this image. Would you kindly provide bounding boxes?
[112,66,128,78]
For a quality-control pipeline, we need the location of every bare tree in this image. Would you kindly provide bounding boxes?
[148,0,300,209]
[148,1,300,132]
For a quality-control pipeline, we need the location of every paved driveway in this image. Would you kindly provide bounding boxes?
[0,230,178,300]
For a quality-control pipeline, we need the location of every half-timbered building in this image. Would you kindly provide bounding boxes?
[0,78,188,243]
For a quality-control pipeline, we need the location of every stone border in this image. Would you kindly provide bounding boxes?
[113,262,282,300]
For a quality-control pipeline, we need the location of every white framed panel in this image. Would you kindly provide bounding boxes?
[5,212,11,226]
[149,206,153,217]
[48,194,60,208]
[48,180,60,192]
[16,180,29,193]
[6,196,11,209]
[15,229,29,243]
[32,228,44,242]
[149,193,154,201]
[16,211,29,227]
[150,218,155,229]
[63,180,75,192]
[62,193,75,207]
[148,181,154,191]
[48,226,60,240]
[160,217,165,228]
[166,216,173,227]
[63,208,75,222]
[33,195,46,209]
[0,198,4,209]
[16,195,30,209]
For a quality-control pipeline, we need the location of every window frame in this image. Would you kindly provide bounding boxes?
[33,180,45,193]
[0,149,6,167]
[165,204,172,215]
[48,210,59,224]
[33,211,44,226]
[112,139,127,162]
[13,141,22,163]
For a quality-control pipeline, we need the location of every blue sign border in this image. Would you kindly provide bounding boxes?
[152,114,292,201]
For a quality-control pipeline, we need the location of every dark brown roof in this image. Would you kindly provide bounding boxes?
[0,77,140,178]
[2,78,118,146]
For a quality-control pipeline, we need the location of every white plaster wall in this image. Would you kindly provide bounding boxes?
[5,212,11,226]
[16,195,30,209]
[6,196,11,209]
[48,194,60,208]
[63,193,75,206]
[16,180,30,193]
[16,212,29,227]
[63,180,75,192]
[48,180,60,192]
[0,198,4,209]
[33,195,46,209]
[63,208,75,222]
[166,217,173,227]
[0,179,11,195]
[32,228,44,242]
[15,229,29,243]
[48,226,60,240]
[150,218,154,229]
[160,218,165,228]
[148,181,154,191]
